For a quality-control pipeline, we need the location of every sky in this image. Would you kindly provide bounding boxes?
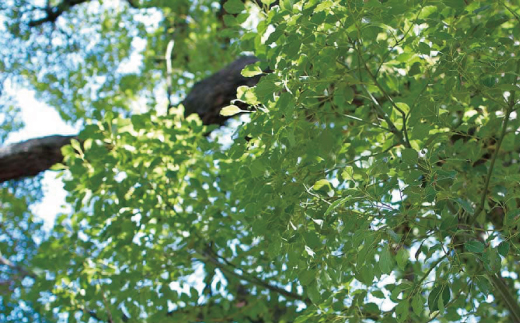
[6,88,79,230]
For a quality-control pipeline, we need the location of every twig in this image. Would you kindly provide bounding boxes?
[501,0,520,22]
[326,144,397,173]
[375,3,424,77]
[360,56,411,148]
[0,254,37,279]
[488,274,520,322]
[198,250,310,304]
[469,61,520,224]
[351,39,410,148]
[413,255,447,293]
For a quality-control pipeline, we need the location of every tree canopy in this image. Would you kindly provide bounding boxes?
[1,0,520,322]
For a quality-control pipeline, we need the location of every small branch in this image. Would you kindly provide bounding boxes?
[351,39,410,148]
[488,274,520,323]
[360,84,408,146]
[0,254,37,279]
[413,255,447,293]
[375,3,424,77]
[99,286,114,323]
[341,113,393,132]
[469,61,520,224]
[326,144,397,173]
[28,0,91,27]
[501,0,520,22]
[360,56,411,148]
[199,249,309,304]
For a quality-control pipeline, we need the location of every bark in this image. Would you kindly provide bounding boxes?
[183,56,260,125]
[0,135,75,183]
[0,57,260,184]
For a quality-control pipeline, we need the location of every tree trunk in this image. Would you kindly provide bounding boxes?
[0,56,259,183]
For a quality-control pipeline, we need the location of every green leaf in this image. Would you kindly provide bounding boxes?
[341,166,354,180]
[237,86,260,105]
[456,198,475,214]
[395,300,409,322]
[356,265,375,285]
[50,163,67,170]
[223,0,245,14]
[131,114,147,130]
[401,148,418,164]
[379,245,394,275]
[343,86,355,104]
[299,270,315,286]
[498,241,510,257]
[428,285,450,313]
[504,209,520,227]
[314,0,333,13]
[387,229,402,243]
[324,196,349,215]
[474,276,491,296]
[465,240,485,253]
[412,293,424,316]
[483,248,501,273]
[307,283,321,304]
[254,76,280,101]
[408,62,421,76]
[418,42,430,55]
[241,64,263,77]
[395,102,410,114]
[313,179,334,197]
[220,105,244,116]
[411,123,430,140]
[372,290,385,299]
[69,138,82,151]
[396,248,408,270]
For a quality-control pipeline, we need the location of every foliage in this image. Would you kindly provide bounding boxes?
[1,0,520,322]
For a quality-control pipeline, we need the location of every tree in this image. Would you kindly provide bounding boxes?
[0,0,520,322]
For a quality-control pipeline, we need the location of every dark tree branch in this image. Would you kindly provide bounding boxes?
[199,246,310,304]
[182,56,260,125]
[0,57,260,183]
[28,0,138,27]
[0,135,75,183]
[28,0,91,27]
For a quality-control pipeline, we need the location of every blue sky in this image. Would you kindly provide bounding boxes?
[6,87,79,230]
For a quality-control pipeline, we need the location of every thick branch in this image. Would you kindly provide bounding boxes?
[182,56,260,125]
[0,57,260,183]
[0,135,75,183]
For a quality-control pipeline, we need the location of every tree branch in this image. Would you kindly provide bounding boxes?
[0,57,260,183]
[469,61,520,225]
[28,0,91,27]
[0,254,37,279]
[0,135,75,183]
[199,246,309,304]
[28,0,137,27]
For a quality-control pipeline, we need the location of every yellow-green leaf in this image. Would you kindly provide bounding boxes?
[220,105,243,116]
